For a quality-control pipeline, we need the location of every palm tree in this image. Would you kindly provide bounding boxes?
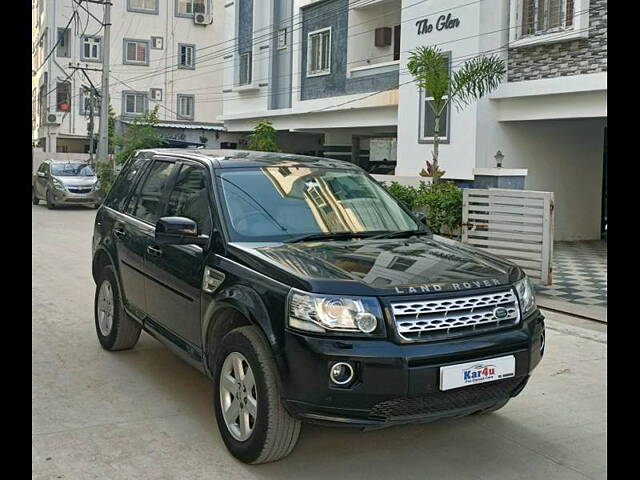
[407,46,506,182]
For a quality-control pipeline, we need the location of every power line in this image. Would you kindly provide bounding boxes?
[33,6,594,129]
[32,11,78,76]
[108,0,589,101]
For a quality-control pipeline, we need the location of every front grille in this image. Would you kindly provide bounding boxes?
[390,289,520,342]
[68,187,92,194]
[369,378,523,421]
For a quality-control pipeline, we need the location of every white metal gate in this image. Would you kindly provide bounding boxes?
[462,188,555,285]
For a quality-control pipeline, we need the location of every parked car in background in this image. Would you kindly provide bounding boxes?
[32,160,102,209]
[91,149,544,464]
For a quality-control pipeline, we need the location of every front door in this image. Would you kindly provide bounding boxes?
[144,160,214,349]
[35,162,49,198]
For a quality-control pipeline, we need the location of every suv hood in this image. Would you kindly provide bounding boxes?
[228,235,521,297]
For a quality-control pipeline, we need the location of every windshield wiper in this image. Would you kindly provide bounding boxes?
[284,232,380,243]
[369,230,430,240]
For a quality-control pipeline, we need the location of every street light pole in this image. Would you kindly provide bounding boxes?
[96,0,111,164]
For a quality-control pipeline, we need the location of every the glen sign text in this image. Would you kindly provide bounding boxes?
[416,13,461,36]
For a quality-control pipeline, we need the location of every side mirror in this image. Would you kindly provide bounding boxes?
[155,217,209,247]
[37,171,47,178]
[414,211,428,226]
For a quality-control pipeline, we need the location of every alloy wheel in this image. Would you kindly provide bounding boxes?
[97,280,114,336]
[219,352,258,441]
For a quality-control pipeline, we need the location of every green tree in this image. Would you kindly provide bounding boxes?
[407,46,505,182]
[247,120,280,152]
[98,106,167,193]
[112,105,167,164]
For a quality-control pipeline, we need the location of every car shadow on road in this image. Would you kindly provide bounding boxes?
[107,334,590,480]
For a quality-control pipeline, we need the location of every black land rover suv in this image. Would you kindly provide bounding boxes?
[92,149,545,464]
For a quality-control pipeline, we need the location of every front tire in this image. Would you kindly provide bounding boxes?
[94,265,141,351]
[213,326,301,464]
[32,188,40,205]
[46,190,55,210]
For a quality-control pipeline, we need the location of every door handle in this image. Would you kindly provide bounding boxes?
[147,245,163,257]
[113,227,126,239]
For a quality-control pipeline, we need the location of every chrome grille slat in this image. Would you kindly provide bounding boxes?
[391,290,520,342]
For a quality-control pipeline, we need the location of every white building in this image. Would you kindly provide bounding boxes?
[221,0,402,161]
[32,0,238,154]
[220,0,606,241]
[397,0,607,241]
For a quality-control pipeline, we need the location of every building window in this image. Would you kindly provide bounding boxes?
[127,0,159,14]
[56,81,71,112]
[307,27,331,77]
[178,43,195,69]
[521,0,574,36]
[81,36,102,62]
[57,28,70,58]
[277,28,287,50]
[176,0,206,17]
[239,52,252,85]
[177,94,194,120]
[80,88,101,116]
[393,25,401,61]
[123,39,150,65]
[123,92,148,116]
[510,0,587,46]
[38,84,47,123]
[418,52,451,144]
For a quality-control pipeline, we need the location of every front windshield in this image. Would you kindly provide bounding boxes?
[51,163,95,177]
[217,166,421,242]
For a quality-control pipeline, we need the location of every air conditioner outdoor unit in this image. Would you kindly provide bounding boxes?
[193,0,213,25]
[46,113,62,125]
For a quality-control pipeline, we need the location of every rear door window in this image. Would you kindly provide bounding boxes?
[126,160,177,225]
[106,155,151,212]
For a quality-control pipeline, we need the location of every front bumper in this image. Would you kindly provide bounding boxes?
[280,311,544,429]
[51,189,101,205]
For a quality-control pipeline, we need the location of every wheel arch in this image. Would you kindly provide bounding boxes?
[202,285,283,379]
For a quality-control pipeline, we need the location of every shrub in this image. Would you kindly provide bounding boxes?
[383,181,463,237]
[96,160,116,195]
[112,106,167,165]
[247,120,280,152]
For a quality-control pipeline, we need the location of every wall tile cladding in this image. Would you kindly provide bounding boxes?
[300,0,399,100]
[507,0,607,82]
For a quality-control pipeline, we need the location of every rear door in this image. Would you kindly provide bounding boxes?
[114,155,178,318]
[144,159,214,349]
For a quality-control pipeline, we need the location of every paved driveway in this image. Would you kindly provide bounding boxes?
[32,205,607,480]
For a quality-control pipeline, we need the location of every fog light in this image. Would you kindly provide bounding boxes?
[355,312,377,333]
[330,362,354,385]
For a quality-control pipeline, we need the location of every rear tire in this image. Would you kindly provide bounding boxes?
[94,265,141,351]
[32,188,40,205]
[213,326,301,464]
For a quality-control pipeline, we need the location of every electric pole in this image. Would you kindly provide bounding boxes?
[96,0,111,164]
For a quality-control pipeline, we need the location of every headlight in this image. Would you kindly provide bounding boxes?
[93,180,101,191]
[52,178,66,191]
[287,288,385,335]
[514,276,536,317]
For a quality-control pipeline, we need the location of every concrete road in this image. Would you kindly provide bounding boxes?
[32,205,607,480]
